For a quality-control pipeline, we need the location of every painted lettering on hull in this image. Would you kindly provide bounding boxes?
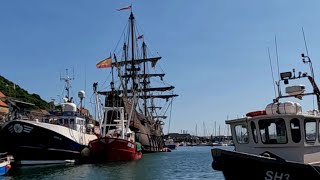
[265,171,290,180]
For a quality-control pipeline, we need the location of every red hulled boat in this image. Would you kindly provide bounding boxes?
[88,84,142,162]
[88,136,142,162]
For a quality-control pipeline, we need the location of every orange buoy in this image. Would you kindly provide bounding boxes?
[246,110,266,117]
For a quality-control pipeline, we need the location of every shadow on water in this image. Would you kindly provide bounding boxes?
[0,146,233,180]
[3,164,77,180]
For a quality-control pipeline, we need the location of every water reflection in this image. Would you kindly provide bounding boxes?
[1,146,231,180]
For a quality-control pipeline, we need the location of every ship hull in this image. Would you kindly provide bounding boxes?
[0,120,96,165]
[165,144,176,150]
[135,132,164,153]
[88,137,142,162]
[211,148,320,180]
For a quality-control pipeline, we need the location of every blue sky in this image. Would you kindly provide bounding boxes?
[1,1,320,135]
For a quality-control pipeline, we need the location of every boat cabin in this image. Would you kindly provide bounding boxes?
[100,107,135,142]
[228,106,320,164]
[42,102,92,133]
[228,64,320,165]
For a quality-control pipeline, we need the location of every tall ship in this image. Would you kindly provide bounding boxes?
[95,11,178,153]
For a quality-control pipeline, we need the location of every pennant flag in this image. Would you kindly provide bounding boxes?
[137,35,143,40]
[117,5,131,11]
[96,57,112,68]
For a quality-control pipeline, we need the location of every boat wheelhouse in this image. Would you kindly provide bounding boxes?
[228,109,320,164]
[211,53,320,179]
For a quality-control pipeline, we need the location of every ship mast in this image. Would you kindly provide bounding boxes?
[142,41,148,116]
[60,69,74,102]
[98,11,179,120]
[129,12,136,91]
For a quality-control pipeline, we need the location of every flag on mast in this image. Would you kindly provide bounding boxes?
[117,5,132,11]
[96,56,112,68]
[137,34,143,40]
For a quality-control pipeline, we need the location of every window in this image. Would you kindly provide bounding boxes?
[57,119,63,125]
[305,119,316,143]
[290,118,301,143]
[69,119,75,127]
[235,124,249,144]
[251,121,258,143]
[258,118,287,144]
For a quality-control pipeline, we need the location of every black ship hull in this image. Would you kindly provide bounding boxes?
[0,120,87,165]
[211,148,320,180]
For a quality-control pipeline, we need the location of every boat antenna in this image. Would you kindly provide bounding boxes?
[302,28,310,60]
[301,27,315,109]
[60,68,74,102]
[268,47,277,98]
[84,65,87,108]
[302,27,314,78]
[274,35,282,99]
[275,36,281,80]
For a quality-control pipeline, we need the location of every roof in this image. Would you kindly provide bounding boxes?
[0,91,5,98]
[0,91,7,107]
[0,100,8,108]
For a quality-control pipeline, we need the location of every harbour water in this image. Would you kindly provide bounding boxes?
[2,146,233,180]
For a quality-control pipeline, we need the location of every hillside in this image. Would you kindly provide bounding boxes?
[0,75,49,109]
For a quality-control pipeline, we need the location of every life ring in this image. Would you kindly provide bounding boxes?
[246,110,266,117]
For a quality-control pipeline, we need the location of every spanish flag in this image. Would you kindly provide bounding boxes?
[96,56,112,68]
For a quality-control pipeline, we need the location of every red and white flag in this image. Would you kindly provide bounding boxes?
[117,5,131,11]
[96,56,112,68]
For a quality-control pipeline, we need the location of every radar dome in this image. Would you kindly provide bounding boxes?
[78,90,85,99]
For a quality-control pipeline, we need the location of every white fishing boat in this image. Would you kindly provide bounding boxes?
[211,53,320,179]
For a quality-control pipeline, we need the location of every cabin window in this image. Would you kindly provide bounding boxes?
[57,119,63,125]
[290,118,301,143]
[70,119,75,127]
[305,119,316,143]
[234,124,249,144]
[251,121,258,143]
[258,118,287,144]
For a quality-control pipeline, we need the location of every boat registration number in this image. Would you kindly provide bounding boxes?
[265,171,290,180]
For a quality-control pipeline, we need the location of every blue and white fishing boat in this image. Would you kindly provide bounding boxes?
[0,71,98,165]
[0,153,12,175]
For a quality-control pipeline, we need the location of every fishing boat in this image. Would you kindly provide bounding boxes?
[0,70,98,165]
[86,83,142,162]
[164,138,177,150]
[95,11,178,153]
[211,53,320,179]
[0,153,12,175]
